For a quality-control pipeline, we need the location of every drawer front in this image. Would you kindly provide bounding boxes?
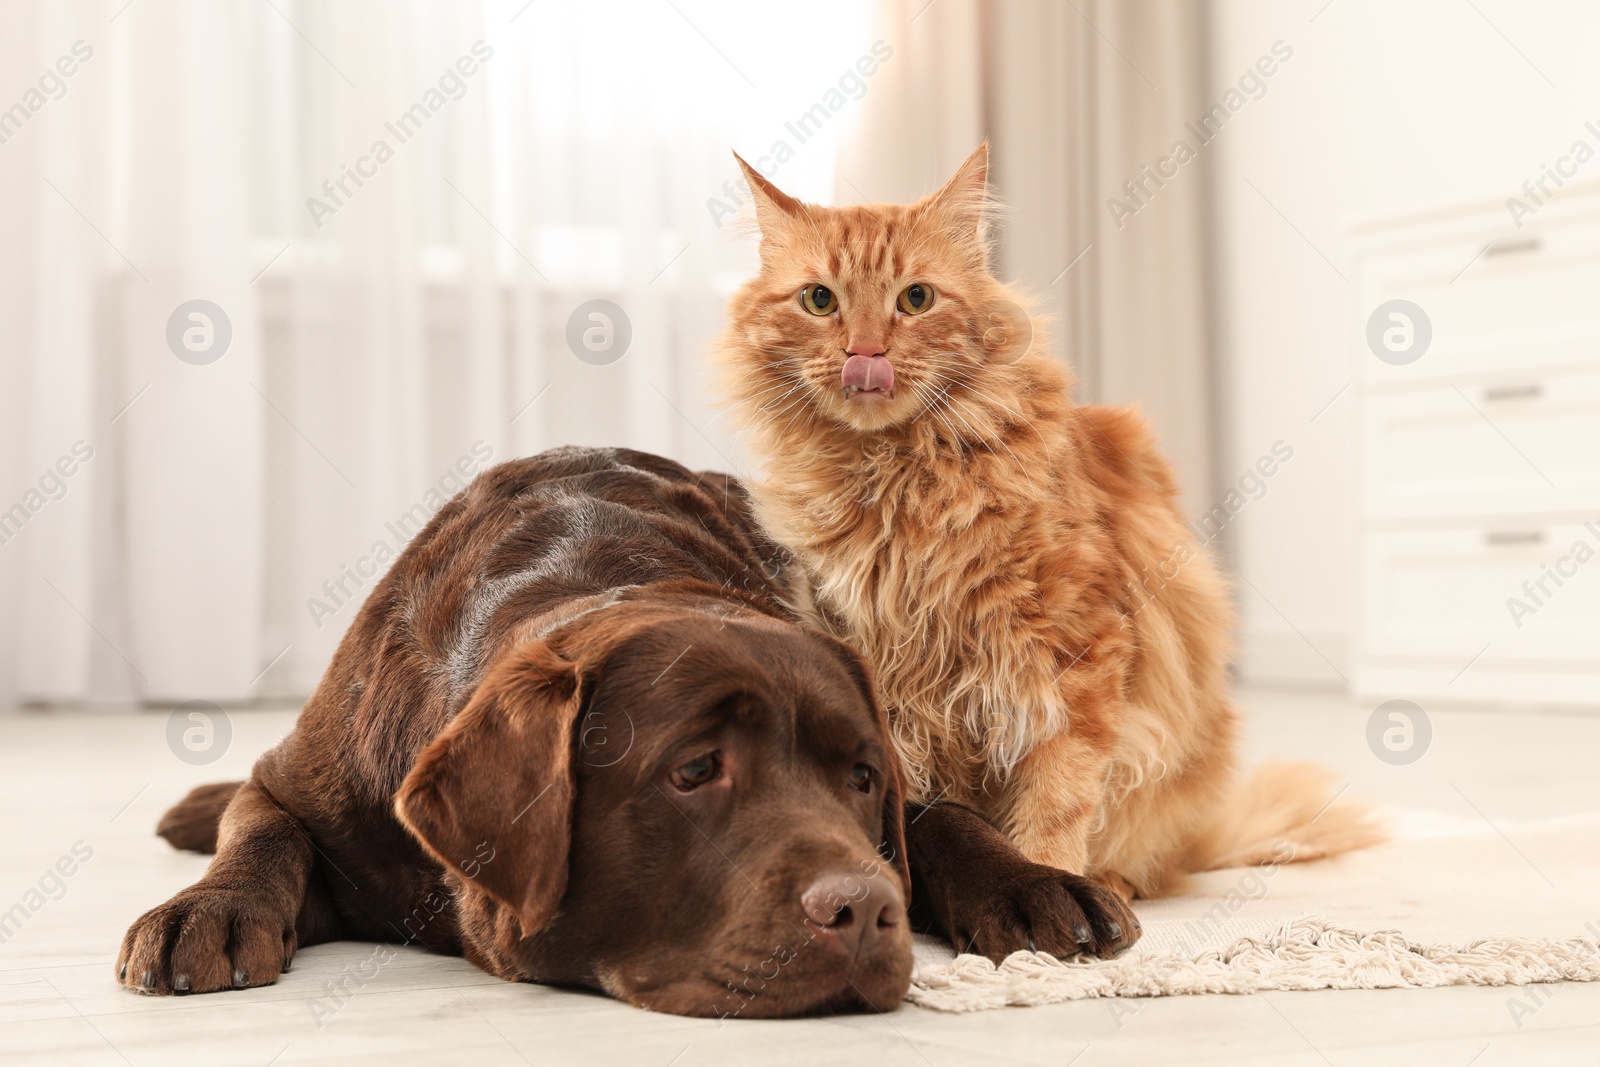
[1353,663,1600,706]
[1360,522,1600,663]
[1356,215,1600,387]
[1360,367,1600,520]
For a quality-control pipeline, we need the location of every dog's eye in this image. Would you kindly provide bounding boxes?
[849,763,873,793]
[670,752,722,791]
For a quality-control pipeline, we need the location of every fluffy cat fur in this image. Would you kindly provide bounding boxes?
[711,144,1381,899]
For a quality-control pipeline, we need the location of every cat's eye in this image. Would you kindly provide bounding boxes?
[670,752,722,791]
[801,284,837,316]
[848,763,874,793]
[897,283,934,315]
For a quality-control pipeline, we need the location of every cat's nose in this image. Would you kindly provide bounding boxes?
[845,339,886,359]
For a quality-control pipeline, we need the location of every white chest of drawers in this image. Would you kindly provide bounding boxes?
[1349,185,1600,708]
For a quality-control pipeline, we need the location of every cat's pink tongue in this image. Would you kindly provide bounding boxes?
[841,354,894,396]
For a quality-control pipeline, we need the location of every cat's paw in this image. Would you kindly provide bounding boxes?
[117,888,295,995]
[946,864,1140,962]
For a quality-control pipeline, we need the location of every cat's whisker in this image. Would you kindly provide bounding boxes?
[957,382,1036,432]
[916,375,979,435]
[737,378,797,414]
[930,408,969,454]
[909,371,1041,493]
[767,382,823,443]
[931,389,1007,460]
[923,390,966,445]
[938,392,995,444]
[939,369,1055,453]
[945,394,1040,492]
[914,383,972,453]
[756,379,810,415]
[762,375,818,422]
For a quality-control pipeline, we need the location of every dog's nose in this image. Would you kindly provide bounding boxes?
[800,870,904,959]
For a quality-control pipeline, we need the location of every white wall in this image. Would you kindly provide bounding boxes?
[1209,0,1600,685]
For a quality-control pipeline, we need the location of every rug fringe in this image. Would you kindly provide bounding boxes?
[907,916,1600,1012]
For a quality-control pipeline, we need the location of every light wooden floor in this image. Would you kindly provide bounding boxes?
[3,686,1599,1066]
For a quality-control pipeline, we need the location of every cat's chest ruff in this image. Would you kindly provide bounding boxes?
[796,463,1039,615]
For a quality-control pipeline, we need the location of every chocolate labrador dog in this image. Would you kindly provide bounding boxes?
[119,447,1135,1018]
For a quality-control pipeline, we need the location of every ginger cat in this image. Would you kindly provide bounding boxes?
[712,144,1379,921]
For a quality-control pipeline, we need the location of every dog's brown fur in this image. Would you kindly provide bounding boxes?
[119,448,922,1016]
[713,145,1381,902]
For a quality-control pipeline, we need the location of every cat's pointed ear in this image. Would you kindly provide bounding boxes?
[734,152,804,262]
[923,142,994,268]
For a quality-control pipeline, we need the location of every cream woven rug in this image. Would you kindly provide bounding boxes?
[907,809,1600,1011]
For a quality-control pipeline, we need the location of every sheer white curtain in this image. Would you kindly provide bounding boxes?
[0,0,870,709]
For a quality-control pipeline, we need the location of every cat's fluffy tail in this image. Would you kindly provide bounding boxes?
[1192,761,1386,871]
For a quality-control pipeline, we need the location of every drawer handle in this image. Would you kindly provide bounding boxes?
[1485,530,1545,546]
[1483,383,1543,402]
[1483,237,1542,257]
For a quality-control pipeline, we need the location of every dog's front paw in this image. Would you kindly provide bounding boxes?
[945,864,1140,962]
[117,888,296,995]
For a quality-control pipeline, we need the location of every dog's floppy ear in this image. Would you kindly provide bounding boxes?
[823,637,912,896]
[396,639,582,938]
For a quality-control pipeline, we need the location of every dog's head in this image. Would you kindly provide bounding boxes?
[395,600,912,1018]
